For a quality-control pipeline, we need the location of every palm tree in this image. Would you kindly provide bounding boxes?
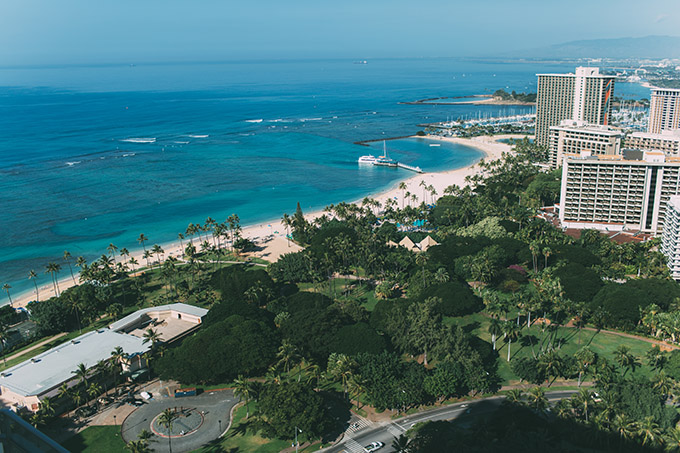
[542,247,552,270]
[574,347,595,387]
[137,233,149,258]
[45,262,62,297]
[505,389,524,404]
[645,346,667,372]
[529,241,539,273]
[110,346,127,385]
[503,321,521,362]
[38,397,55,419]
[129,257,139,273]
[327,353,356,401]
[71,389,84,411]
[398,182,407,208]
[58,383,73,416]
[637,416,663,447]
[72,363,89,386]
[126,440,151,453]
[433,267,449,283]
[233,375,253,419]
[571,388,592,423]
[0,323,9,366]
[2,284,12,307]
[151,244,164,268]
[414,252,430,288]
[142,328,162,348]
[391,434,411,452]
[664,426,680,451]
[87,383,102,408]
[63,250,77,284]
[276,340,301,375]
[612,413,636,449]
[613,345,640,377]
[488,317,502,351]
[157,408,179,453]
[527,386,548,413]
[105,243,118,265]
[28,270,40,302]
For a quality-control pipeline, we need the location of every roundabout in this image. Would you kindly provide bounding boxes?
[151,408,204,438]
[121,389,238,453]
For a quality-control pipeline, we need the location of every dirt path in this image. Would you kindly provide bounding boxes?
[3,332,67,363]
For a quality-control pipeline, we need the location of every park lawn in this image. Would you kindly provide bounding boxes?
[448,313,658,385]
[61,426,127,453]
[192,404,290,453]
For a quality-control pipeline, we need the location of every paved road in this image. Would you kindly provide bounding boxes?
[324,391,576,453]
[121,389,238,453]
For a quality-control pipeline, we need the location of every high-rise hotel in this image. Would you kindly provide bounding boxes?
[536,67,616,149]
[559,150,680,234]
[648,88,680,134]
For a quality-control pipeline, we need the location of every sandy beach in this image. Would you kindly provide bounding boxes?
[10,134,520,310]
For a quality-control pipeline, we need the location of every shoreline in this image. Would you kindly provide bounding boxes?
[9,134,520,310]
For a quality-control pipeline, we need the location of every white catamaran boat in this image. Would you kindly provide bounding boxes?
[358,154,378,164]
[373,141,397,167]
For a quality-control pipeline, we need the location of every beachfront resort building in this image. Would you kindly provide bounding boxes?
[536,67,615,147]
[0,303,207,412]
[648,88,680,134]
[661,196,680,280]
[625,130,680,156]
[548,119,623,168]
[558,149,680,234]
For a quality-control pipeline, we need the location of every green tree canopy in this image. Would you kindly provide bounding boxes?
[257,381,331,440]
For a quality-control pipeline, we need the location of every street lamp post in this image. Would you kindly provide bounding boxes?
[294,426,302,453]
[218,419,222,436]
[113,415,117,436]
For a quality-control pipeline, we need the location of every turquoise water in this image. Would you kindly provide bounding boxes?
[0,59,646,298]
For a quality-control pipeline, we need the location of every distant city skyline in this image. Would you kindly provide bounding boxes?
[1,0,679,66]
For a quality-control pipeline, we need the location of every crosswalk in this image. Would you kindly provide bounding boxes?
[386,422,405,436]
[344,417,373,434]
[342,437,366,453]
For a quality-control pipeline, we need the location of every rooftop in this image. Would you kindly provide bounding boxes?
[109,303,208,333]
[551,120,623,135]
[0,330,148,398]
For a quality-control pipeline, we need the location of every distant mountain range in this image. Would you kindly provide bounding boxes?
[510,35,680,60]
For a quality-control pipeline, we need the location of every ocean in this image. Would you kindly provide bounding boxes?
[0,58,647,299]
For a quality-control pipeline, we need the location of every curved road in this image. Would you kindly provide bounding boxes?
[323,391,576,453]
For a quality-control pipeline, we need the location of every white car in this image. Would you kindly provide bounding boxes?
[364,441,384,452]
[140,391,152,400]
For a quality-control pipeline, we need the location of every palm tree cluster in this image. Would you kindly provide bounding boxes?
[44,346,130,421]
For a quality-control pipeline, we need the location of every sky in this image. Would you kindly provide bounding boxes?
[1,0,679,66]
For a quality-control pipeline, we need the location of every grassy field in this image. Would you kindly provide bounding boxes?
[61,426,127,453]
[447,313,659,384]
[192,404,290,453]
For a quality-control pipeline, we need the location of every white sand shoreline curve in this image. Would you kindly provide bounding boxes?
[9,134,524,310]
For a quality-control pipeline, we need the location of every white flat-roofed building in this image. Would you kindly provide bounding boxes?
[0,330,147,412]
[625,129,680,156]
[0,303,207,412]
[661,196,680,280]
[536,67,615,147]
[548,119,623,168]
[649,88,680,134]
[559,150,680,234]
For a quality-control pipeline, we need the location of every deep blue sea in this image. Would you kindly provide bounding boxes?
[0,58,648,299]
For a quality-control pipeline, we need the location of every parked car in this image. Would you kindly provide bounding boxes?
[75,406,96,418]
[364,441,384,452]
